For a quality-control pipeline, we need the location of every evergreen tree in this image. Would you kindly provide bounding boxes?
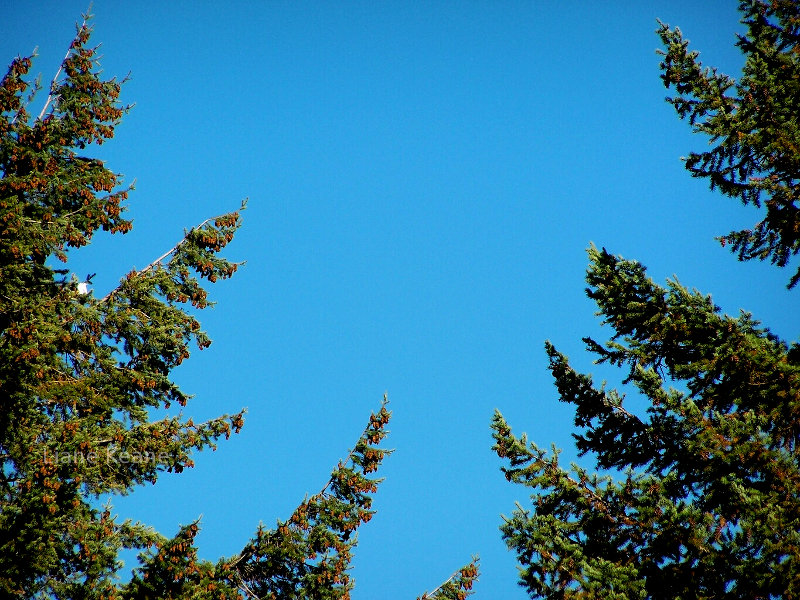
[492,2,800,598]
[0,16,478,600]
[658,0,800,287]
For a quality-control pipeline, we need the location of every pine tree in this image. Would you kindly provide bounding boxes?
[0,15,478,600]
[658,0,800,287]
[492,2,800,598]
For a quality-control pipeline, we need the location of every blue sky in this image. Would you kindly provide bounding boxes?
[4,2,798,598]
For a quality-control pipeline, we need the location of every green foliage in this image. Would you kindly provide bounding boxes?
[230,402,393,600]
[493,2,800,597]
[0,15,477,600]
[658,0,800,287]
[416,560,480,600]
[122,400,395,600]
[493,247,800,598]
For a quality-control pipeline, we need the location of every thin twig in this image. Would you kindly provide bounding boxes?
[234,571,261,600]
[37,15,90,121]
[139,218,216,275]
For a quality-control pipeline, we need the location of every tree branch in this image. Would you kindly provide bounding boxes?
[37,13,91,122]
[98,207,240,304]
[417,558,479,600]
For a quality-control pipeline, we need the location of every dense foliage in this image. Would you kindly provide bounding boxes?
[493,1,800,598]
[658,0,800,287]
[493,247,800,598]
[0,16,477,600]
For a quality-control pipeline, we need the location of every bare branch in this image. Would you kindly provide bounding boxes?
[37,14,91,121]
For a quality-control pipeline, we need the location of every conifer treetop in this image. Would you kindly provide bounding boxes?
[658,0,800,286]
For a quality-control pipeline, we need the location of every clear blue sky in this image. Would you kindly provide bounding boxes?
[4,2,797,598]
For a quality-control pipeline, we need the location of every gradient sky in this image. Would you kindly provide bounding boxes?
[4,2,798,598]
